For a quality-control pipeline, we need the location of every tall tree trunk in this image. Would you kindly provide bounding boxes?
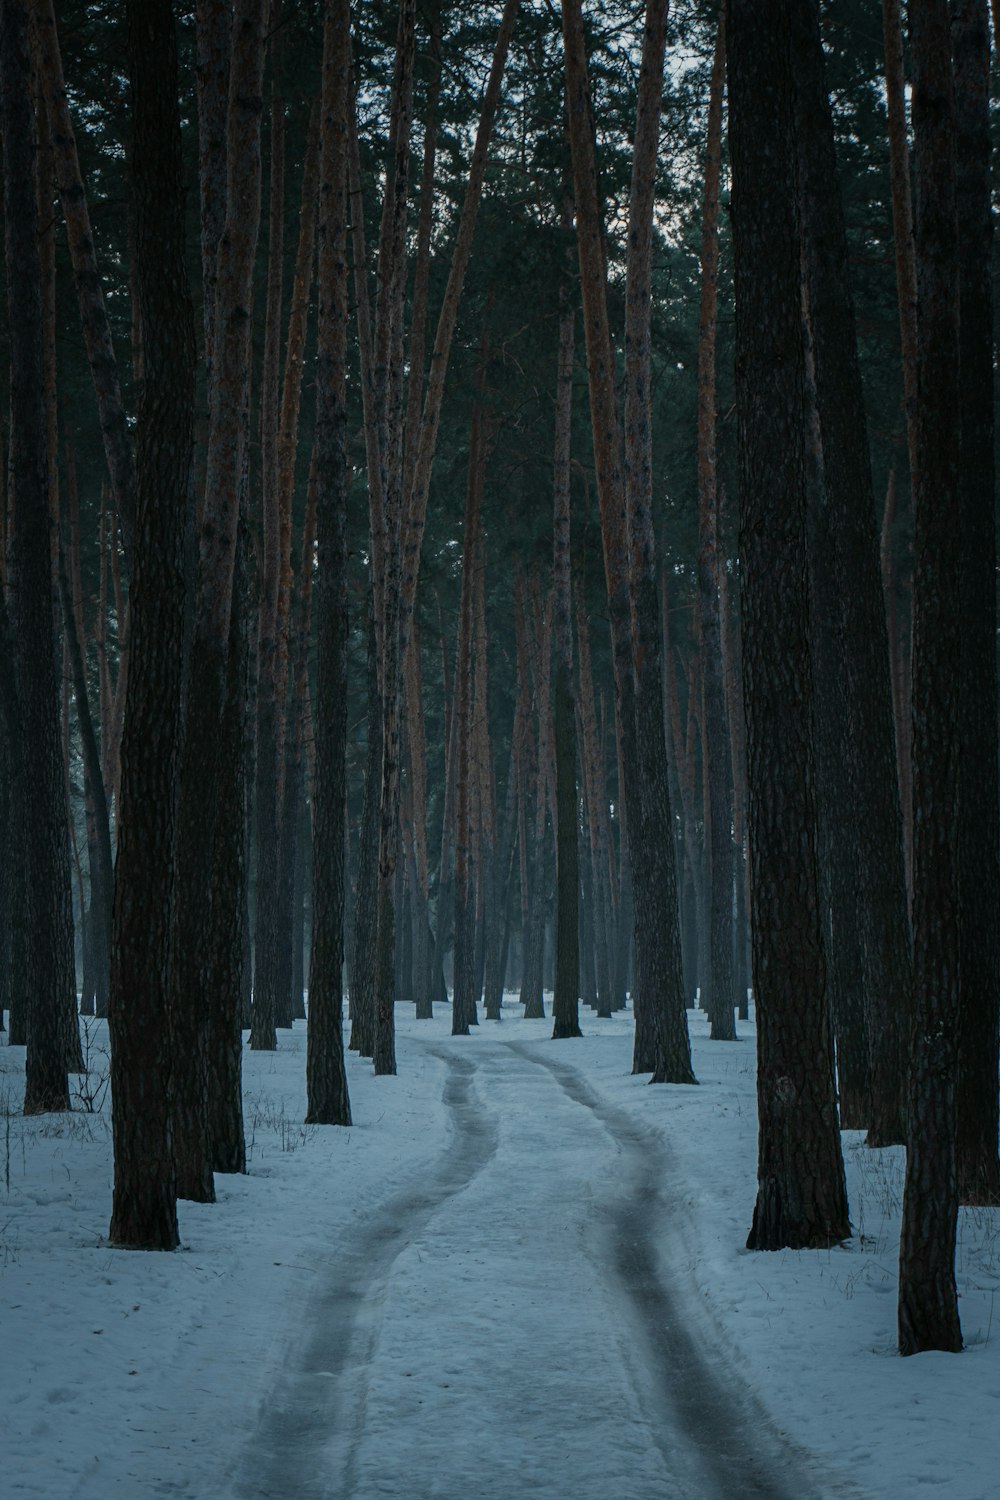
[204,497,250,1174]
[306,0,352,1127]
[523,580,552,1021]
[370,0,418,1078]
[800,314,871,1132]
[404,623,433,1018]
[470,533,496,1021]
[279,457,317,1029]
[349,597,381,1056]
[882,0,918,901]
[58,551,113,1033]
[717,505,751,1017]
[109,0,195,1248]
[65,452,110,1020]
[251,26,288,1046]
[728,0,850,1251]
[483,730,518,1021]
[171,0,265,1203]
[2,0,74,1115]
[576,588,613,1018]
[793,0,912,1150]
[694,12,736,1043]
[38,86,82,1077]
[453,364,490,1037]
[897,0,963,1357]
[952,0,999,1207]
[551,221,582,1041]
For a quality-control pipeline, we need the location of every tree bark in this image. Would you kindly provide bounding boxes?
[204,497,250,1174]
[576,587,613,1018]
[800,316,870,1133]
[897,0,964,1356]
[349,597,381,1057]
[882,0,918,900]
[109,0,195,1248]
[952,0,1000,1207]
[793,0,912,1150]
[522,578,553,1021]
[2,0,74,1116]
[371,0,418,1078]
[694,12,736,1043]
[453,362,490,1037]
[251,25,288,1045]
[171,0,265,1202]
[728,0,850,1250]
[306,0,353,1127]
[404,623,433,1018]
[551,217,581,1041]
[196,0,231,384]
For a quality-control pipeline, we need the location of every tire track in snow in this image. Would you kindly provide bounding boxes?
[506,1041,866,1500]
[233,1049,498,1500]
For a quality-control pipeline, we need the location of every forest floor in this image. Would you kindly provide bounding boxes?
[1,1003,998,1500]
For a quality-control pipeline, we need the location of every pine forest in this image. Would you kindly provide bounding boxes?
[1,1,998,1496]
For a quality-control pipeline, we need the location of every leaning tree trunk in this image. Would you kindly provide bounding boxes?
[108,0,195,1249]
[728,0,850,1251]
[897,0,963,1357]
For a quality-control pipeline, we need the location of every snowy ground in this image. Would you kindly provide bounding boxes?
[1,1002,998,1499]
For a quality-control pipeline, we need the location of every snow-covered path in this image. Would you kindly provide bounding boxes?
[235,1037,844,1500]
[4,1006,998,1500]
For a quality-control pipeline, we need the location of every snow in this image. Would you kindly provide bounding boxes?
[1,1003,997,1499]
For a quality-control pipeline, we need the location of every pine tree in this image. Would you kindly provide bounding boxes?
[727,0,850,1251]
[897,0,964,1356]
[1,0,75,1117]
[109,0,196,1249]
[306,0,353,1127]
